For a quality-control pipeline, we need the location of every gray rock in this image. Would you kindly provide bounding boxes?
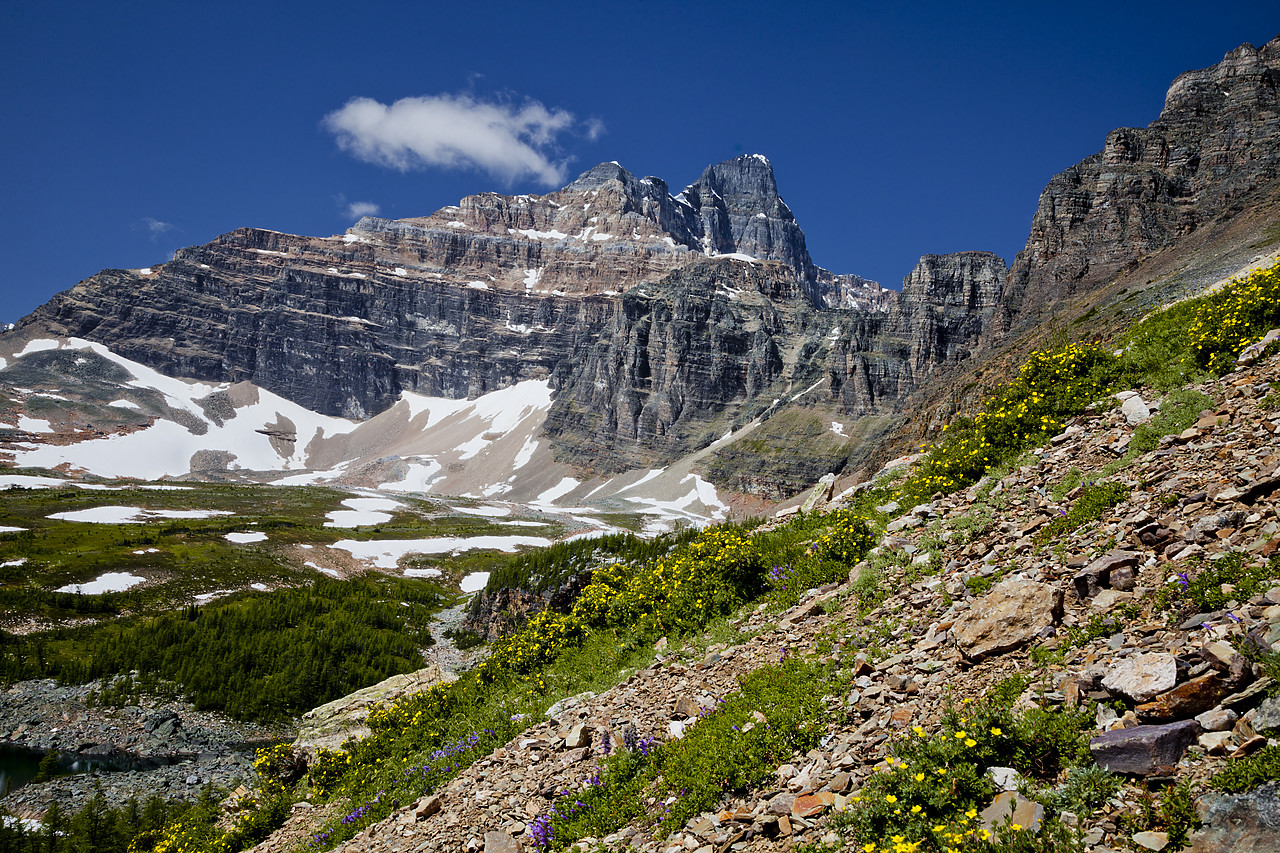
[1189,781,1280,853]
[1089,720,1200,774]
[1252,695,1280,734]
[1133,830,1170,851]
[563,723,591,750]
[1103,653,1178,703]
[953,577,1062,660]
[1122,396,1152,425]
[987,767,1023,792]
[1195,708,1238,732]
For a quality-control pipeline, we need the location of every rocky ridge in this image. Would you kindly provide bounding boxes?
[8,158,1002,492]
[992,36,1280,342]
[233,337,1280,853]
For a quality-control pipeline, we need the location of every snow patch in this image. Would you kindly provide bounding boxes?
[306,562,341,578]
[404,567,442,578]
[324,497,403,528]
[454,504,511,517]
[460,572,490,593]
[533,477,580,506]
[57,572,146,594]
[830,421,847,437]
[332,535,552,569]
[109,399,141,409]
[17,416,53,433]
[225,531,268,544]
[12,339,360,479]
[512,436,537,470]
[378,459,444,493]
[15,339,59,358]
[49,506,234,524]
[0,474,70,489]
[512,228,569,241]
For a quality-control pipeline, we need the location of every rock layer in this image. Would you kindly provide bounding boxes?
[992,37,1280,340]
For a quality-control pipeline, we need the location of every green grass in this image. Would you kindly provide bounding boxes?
[0,479,570,620]
[1209,744,1280,793]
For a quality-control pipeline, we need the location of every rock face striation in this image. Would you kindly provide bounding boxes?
[992,37,1280,340]
[15,155,1000,488]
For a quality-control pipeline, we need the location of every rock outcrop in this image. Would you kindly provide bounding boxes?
[992,37,1280,340]
[293,665,456,760]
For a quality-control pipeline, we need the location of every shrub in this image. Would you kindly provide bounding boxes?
[1122,779,1200,849]
[1188,258,1280,373]
[1157,552,1280,613]
[836,699,1092,851]
[900,342,1119,502]
[1046,764,1121,818]
[1034,482,1130,544]
[1209,744,1280,793]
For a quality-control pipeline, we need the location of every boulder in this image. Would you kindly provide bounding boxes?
[1253,695,1280,734]
[1188,781,1280,853]
[1103,652,1178,703]
[1073,550,1140,600]
[1122,396,1152,425]
[953,577,1063,660]
[1136,673,1231,721]
[1089,720,1200,774]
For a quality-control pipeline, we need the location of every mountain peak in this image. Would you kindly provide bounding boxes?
[564,160,637,191]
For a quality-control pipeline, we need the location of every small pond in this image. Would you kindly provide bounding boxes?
[0,743,110,797]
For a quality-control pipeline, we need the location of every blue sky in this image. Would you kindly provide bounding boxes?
[2,1,1276,322]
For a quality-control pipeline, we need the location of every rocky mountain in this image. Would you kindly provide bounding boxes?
[7,37,1280,502]
[991,37,1280,341]
[7,153,1002,497]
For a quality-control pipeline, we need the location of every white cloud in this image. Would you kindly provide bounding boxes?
[346,201,380,219]
[323,93,600,187]
[135,217,176,240]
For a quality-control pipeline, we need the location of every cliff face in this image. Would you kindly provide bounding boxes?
[543,252,1007,475]
[21,155,889,422]
[994,36,1280,339]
